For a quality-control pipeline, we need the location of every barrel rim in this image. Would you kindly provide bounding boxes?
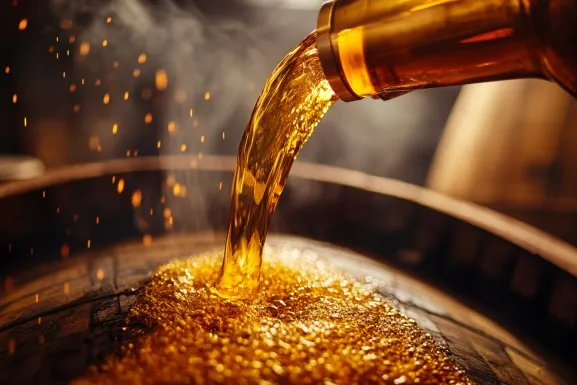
[1,154,575,277]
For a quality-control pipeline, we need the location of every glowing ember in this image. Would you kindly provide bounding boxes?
[131,190,143,208]
[155,69,168,91]
[79,42,91,56]
[18,18,28,31]
[117,179,125,194]
[167,121,176,133]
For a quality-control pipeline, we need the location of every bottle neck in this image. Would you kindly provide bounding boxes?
[531,0,577,97]
[317,0,544,102]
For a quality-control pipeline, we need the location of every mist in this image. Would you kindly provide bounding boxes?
[21,0,458,233]
[45,0,275,230]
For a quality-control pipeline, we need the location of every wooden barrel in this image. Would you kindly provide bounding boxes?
[1,156,576,384]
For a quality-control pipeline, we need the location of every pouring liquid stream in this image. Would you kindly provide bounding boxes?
[217,32,337,298]
[74,31,473,385]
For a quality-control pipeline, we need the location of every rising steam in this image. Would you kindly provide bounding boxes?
[47,0,271,231]
[36,0,455,235]
[51,0,266,154]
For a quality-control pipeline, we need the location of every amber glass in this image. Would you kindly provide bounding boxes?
[316,0,577,102]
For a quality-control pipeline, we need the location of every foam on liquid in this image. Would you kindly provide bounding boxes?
[75,246,472,385]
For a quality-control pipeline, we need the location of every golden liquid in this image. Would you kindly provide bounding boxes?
[217,32,337,298]
[74,246,472,385]
[75,32,472,385]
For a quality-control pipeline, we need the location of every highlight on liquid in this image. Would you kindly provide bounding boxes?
[217,32,337,298]
[74,245,472,385]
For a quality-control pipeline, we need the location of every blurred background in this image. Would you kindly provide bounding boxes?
[1,0,577,245]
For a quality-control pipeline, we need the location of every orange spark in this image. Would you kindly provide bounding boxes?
[131,189,142,208]
[79,42,91,56]
[117,179,125,194]
[155,68,168,91]
[18,19,28,31]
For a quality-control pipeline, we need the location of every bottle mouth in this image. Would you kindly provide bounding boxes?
[316,1,360,102]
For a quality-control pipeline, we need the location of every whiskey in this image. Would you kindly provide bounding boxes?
[216,32,336,298]
[75,245,472,384]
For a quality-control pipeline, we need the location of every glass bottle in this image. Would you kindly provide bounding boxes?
[316,0,577,101]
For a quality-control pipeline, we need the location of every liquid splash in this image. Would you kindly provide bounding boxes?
[74,246,472,385]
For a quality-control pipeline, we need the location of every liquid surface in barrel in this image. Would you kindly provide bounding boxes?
[217,32,337,298]
[75,245,472,385]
